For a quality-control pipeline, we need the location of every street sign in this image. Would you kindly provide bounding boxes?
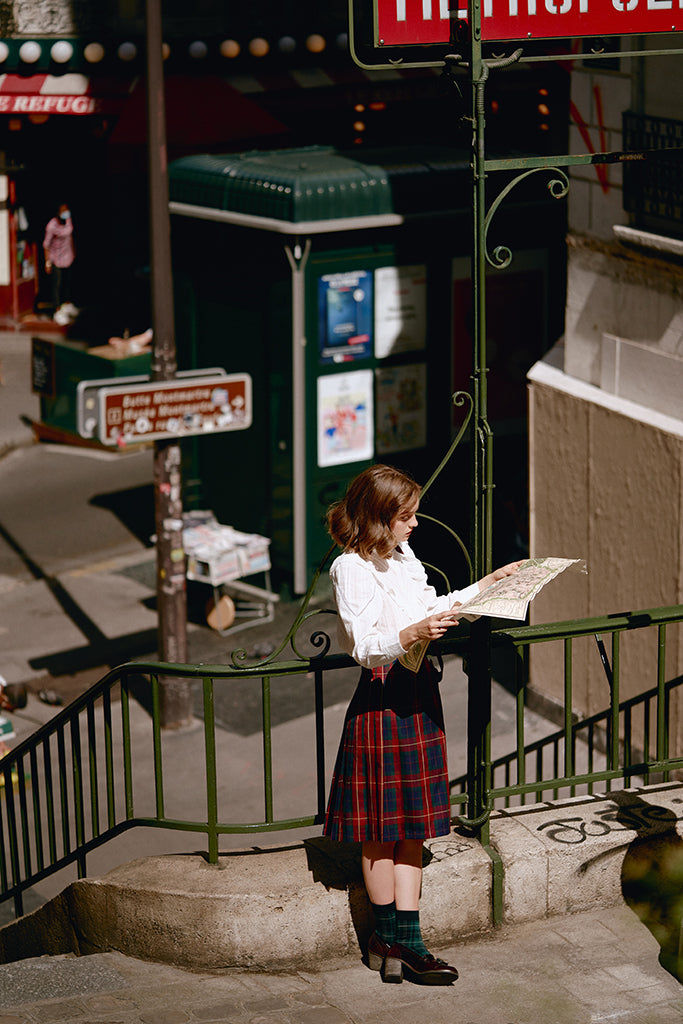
[375,0,683,44]
[77,370,252,447]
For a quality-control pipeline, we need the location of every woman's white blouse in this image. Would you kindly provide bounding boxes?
[330,544,480,669]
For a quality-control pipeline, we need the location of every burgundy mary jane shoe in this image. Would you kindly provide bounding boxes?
[366,932,403,983]
[384,942,459,985]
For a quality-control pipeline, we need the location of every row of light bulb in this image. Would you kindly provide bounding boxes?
[0,34,348,66]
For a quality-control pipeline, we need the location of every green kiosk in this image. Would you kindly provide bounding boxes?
[168,146,561,594]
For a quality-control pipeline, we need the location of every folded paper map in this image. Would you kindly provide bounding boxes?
[399,557,583,673]
[456,556,583,621]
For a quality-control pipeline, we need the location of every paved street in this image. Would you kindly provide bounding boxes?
[1,904,682,1024]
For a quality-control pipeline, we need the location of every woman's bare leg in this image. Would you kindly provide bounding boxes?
[362,839,423,909]
[393,839,423,911]
[362,840,397,904]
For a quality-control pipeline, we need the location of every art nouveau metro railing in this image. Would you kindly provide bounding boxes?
[1,601,682,921]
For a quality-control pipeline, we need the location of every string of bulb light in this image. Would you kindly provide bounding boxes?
[0,35,349,66]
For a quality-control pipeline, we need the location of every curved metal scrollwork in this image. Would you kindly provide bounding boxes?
[455,798,494,831]
[228,390,476,669]
[229,542,338,670]
[418,514,473,591]
[421,391,473,499]
[484,167,570,270]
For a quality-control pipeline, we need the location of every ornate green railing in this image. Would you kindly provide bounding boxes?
[0,649,349,919]
[2,601,683,921]
[450,605,683,811]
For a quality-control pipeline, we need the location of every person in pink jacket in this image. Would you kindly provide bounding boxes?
[43,202,77,324]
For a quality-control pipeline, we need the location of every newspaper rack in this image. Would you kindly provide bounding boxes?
[182,512,279,635]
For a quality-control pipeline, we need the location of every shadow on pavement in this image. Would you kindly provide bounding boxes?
[90,483,156,548]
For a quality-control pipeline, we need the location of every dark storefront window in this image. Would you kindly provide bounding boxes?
[623,111,683,240]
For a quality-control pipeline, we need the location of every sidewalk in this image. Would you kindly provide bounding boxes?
[1,904,681,1024]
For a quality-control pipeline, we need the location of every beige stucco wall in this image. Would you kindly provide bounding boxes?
[525,46,683,755]
[528,363,683,749]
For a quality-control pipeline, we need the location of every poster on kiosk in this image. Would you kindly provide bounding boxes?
[309,257,430,576]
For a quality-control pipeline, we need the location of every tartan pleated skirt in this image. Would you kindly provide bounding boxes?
[323,658,452,843]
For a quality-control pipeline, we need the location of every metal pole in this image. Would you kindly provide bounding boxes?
[284,239,311,596]
[470,4,493,583]
[465,0,494,841]
[145,0,192,727]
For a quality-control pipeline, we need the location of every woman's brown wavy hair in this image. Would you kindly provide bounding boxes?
[327,464,420,560]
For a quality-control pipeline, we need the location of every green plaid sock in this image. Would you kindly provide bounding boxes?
[371,900,397,944]
[396,909,429,956]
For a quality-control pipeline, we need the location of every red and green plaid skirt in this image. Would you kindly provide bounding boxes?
[323,658,451,843]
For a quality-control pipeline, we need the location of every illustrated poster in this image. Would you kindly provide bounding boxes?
[375,363,427,454]
[317,370,374,467]
[318,270,373,364]
[374,265,427,359]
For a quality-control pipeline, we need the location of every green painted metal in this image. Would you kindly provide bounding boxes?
[57,729,69,858]
[202,676,219,864]
[485,148,683,174]
[658,623,668,768]
[168,148,394,222]
[564,639,573,792]
[0,602,681,922]
[610,634,621,776]
[262,677,274,824]
[44,740,57,863]
[314,667,327,821]
[70,717,86,877]
[151,675,164,820]
[449,607,683,809]
[87,703,99,841]
[121,680,134,820]
[103,688,116,831]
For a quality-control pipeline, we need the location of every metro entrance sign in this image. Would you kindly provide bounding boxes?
[77,370,252,447]
[375,0,683,44]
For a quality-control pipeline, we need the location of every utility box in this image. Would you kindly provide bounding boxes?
[169,145,565,593]
[31,336,151,440]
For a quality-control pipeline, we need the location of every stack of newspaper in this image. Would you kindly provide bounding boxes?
[182,512,271,586]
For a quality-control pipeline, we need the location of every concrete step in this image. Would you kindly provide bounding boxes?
[1,783,682,975]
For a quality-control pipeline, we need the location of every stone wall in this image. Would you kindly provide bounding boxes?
[4,0,104,36]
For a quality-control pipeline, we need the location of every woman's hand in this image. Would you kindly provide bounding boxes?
[399,607,461,650]
[477,560,525,592]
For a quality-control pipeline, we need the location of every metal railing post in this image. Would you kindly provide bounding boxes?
[202,677,219,864]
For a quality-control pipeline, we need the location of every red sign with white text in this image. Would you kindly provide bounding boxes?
[0,94,100,115]
[375,0,683,44]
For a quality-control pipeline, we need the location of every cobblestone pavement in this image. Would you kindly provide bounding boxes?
[0,905,682,1024]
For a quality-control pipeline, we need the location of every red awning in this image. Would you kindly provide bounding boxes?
[108,74,287,146]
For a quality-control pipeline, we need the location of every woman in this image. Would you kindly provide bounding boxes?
[323,464,521,985]
[43,203,76,323]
